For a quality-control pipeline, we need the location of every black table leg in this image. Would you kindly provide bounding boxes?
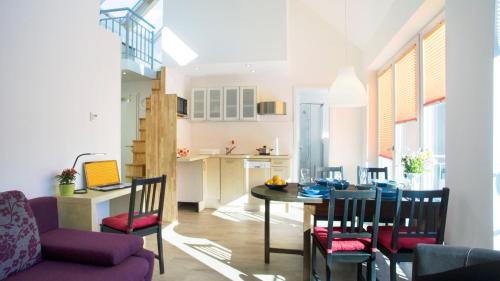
[265,199,270,264]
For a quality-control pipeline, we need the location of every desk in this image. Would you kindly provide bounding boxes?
[56,187,140,231]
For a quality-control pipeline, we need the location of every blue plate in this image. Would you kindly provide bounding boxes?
[299,192,325,198]
[302,185,329,195]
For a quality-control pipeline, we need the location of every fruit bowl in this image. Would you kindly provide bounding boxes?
[265,183,288,190]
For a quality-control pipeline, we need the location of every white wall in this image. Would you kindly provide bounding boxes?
[445,0,495,249]
[0,0,121,198]
[163,0,287,65]
[189,73,293,154]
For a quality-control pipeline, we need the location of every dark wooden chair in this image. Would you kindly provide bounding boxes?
[101,175,167,274]
[312,188,382,281]
[377,188,450,281]
[312,166,345,227]
[316,166,344,180]
[357,166,388,184]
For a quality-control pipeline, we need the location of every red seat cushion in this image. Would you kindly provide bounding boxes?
[313,227,373,254]
[102,212,158,232]
[371,226,437,253]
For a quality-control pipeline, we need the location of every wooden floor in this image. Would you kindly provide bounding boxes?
[145,203,411,281]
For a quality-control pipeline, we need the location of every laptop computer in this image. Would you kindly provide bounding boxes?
[84,160,131,191]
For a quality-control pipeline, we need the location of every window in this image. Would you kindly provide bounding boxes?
[377,19,445,187]
[422,23,446,189]
[378,68,394,160]
[394,45,419,182]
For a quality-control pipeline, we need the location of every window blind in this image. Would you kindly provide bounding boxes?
[378,68,394,159]
[423,23,446,105]
[395,45,418,123]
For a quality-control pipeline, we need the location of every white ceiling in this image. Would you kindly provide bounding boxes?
[298,0,397,49]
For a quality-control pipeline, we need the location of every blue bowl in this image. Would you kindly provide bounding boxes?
[303,185,329,195]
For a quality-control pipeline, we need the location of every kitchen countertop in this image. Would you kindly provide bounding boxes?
[177,154,291,162]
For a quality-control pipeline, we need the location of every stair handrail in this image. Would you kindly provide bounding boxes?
[99,7,158,69]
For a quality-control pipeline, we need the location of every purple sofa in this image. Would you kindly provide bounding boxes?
[3,195,155,281]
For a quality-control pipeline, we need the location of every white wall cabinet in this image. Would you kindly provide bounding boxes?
[223,87,240,120]
[207,88,223,120]
[240,86,257,120]
[191,88,206,120]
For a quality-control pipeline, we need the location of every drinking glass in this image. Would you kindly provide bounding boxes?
[300,168,312,185]
[358,168,368,184]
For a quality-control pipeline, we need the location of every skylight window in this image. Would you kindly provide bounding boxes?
[161,27,198,66]
[100,0,139,10]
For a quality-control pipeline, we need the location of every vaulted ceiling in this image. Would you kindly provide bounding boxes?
[298,0,396,49]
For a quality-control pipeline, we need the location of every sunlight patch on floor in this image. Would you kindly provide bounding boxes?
[163,221,248,280]
[253,274,286,281]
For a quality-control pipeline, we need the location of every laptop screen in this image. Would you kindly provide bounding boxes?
[84,160,120,188]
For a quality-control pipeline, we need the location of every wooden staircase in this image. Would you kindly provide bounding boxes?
[124,70,163,182]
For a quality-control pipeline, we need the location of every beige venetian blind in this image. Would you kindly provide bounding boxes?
[423,22,446,105]
[395,46,417,123]
[378,67,394,159]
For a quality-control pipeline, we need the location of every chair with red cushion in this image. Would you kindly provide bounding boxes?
[378,188,450,281]
[312,188,382,281]
[101,175,167,274]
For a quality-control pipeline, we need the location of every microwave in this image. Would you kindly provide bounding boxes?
[177,97,188,117]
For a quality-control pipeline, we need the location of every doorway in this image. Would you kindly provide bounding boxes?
[294,88,330,181]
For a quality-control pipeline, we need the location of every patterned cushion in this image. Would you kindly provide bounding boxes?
[0,191,42,280]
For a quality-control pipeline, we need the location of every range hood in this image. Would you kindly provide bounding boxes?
[257,101,287,115]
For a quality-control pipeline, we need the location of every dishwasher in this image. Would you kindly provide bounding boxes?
[244,159,271,211]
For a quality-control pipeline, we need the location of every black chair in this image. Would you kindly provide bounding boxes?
[101,175,167,274]
[312,188,382,281]
[357,166,388,184]
[377,188,450,281]
[315,166,344,180]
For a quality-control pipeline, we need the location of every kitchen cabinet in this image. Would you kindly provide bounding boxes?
[220,158,245,204]
[207,88,223,120]
[206,157,221,208]
[223,87,239,120]
[239,86,257,121]
[191,88,206,120]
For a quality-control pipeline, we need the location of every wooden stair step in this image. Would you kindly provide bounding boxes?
[125,163,145,178]
[139,118,146,131]
[133,140,145,153]
[133,152,146,164]
[152,80,161,90]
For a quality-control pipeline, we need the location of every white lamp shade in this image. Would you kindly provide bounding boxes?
[329,66,367,107]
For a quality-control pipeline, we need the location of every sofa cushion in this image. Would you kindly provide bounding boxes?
[41,228,143,266]
[313,226,373,254]
[5,257,150,281]
[102,212,159,232]
[0,191,42,280]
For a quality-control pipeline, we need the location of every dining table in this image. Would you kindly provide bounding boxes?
[251,182,426,281]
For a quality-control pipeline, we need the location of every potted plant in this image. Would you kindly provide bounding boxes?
[56,168,78,196]
[401,151,432,189]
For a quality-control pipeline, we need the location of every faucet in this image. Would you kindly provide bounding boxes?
[225,140,236,155]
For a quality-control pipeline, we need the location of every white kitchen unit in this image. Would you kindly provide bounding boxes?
[191,88,206,121]
[223,87,239,120]
[220,157,245,204]
[177,157,208,211]
[239,86,257,121]
[207,88,223,120]
[244,159,271,211]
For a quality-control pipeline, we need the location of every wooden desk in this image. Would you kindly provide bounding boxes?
[56,187,140,231]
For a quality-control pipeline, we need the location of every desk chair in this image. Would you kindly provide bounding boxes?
[312,188,382,281]
[101,175,167,274]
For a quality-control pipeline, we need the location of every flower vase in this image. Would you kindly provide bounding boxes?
[404,173,422,190]
[59,183,75,196]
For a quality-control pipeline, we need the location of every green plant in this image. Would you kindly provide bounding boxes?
[55,168,78,185]
[401,151,432,174]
